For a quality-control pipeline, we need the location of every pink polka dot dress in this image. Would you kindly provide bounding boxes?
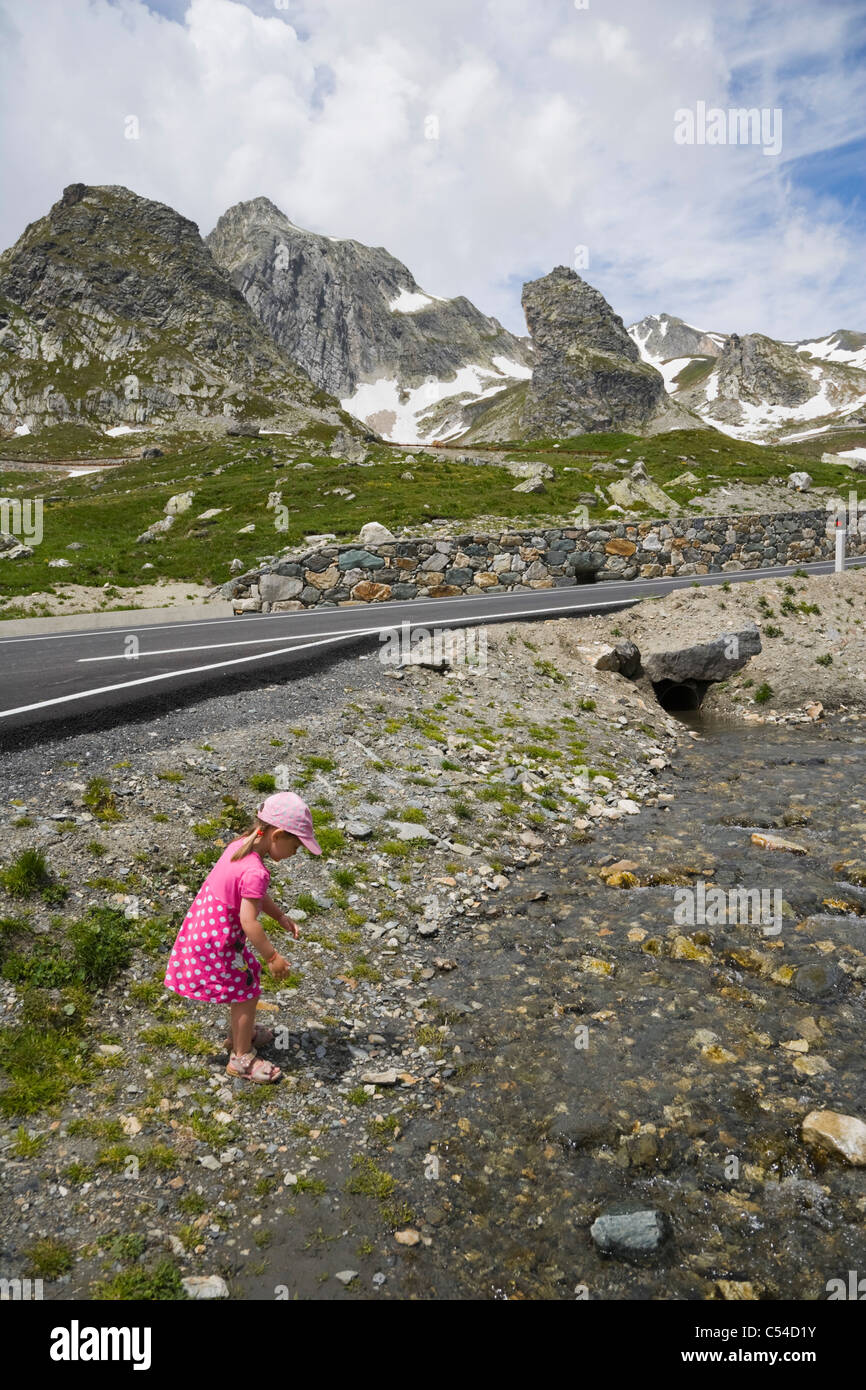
[164,839,271,1004]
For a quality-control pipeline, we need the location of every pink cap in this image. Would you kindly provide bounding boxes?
[258,792,322,855]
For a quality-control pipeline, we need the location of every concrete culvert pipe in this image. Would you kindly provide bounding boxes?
[653,679,706,712]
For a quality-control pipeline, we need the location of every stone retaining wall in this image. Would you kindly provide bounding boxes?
[222,507,864,611]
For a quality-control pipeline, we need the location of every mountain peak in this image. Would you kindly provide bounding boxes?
[0,182,344,433]
[206,200,532,442]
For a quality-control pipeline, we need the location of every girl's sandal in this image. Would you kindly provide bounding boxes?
[226,1051,282,1084]
[223,1024,274,1051]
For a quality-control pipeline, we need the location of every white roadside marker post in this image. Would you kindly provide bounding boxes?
[835,514,846,573]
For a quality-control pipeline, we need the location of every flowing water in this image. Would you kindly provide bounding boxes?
[245,717,866,1300]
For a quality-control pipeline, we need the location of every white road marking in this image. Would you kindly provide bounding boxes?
[0,598,640,718]
[74,598,640,663]
[0,630,373,719]
[77,625,388,662]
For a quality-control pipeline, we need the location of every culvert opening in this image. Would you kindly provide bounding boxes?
[653,679,705,712]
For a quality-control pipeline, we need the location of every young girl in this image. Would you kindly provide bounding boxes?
[164,792,322,1083]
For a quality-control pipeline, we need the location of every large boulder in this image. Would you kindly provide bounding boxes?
[165,491,194,515]
[787,471,812,491]
[643,624,761,709]
[643,624,761,685]
[359,521,395,546]
[608,459,680,513]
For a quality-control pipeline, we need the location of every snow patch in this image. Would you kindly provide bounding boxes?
[657,356,697,389]
[341,358,527,444]
[491,354,532,380]
[13,424,31,436]
[797,336,866,370]
[103,425,146,437]
[389,288,435,314]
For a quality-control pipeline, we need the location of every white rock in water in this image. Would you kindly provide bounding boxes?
[359,522,395,545]
[787,471,812,491]
[334,1270,358,1285]
[802,1109,866,1164]
[165,491,194,515]
[182,1275,230,1300]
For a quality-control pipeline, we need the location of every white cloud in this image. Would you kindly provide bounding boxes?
[0,0,863,343]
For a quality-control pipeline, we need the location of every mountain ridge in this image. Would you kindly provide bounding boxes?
[0,183,350,436]
[205,196,533,444]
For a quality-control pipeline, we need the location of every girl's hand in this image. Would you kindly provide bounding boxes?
[268,952,290,980]
[281,914,300,940]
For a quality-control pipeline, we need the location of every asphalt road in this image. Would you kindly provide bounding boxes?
[1,556,862,734]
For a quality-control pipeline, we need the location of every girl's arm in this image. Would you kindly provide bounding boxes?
[261,892,300,940]
[239,896,289,977]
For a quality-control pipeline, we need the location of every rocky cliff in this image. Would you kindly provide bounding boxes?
[0,183,347,434]
[465,267,702,441]
[206,197,533,443]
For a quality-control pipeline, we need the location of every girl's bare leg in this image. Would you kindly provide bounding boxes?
[230,999,256,1056]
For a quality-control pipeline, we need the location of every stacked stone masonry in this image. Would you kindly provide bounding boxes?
[224,507,860,611]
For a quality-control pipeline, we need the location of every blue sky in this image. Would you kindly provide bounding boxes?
[0,0,864,340]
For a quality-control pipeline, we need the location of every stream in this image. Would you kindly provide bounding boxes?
[241,715,866,1300]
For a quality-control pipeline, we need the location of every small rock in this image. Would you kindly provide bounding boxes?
[181,1275,230,1300]
[334,1270,359,1285]
[715,1280,758,1300]
[590,1207,671,1262]
[751,833,807,854]
[794,962,841,999]
[394,1228,420,1246]
[802,1110,866,1165]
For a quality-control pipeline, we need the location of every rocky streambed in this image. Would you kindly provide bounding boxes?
[0,577,865,1301]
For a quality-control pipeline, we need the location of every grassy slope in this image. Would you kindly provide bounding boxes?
[0,423,849,604]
